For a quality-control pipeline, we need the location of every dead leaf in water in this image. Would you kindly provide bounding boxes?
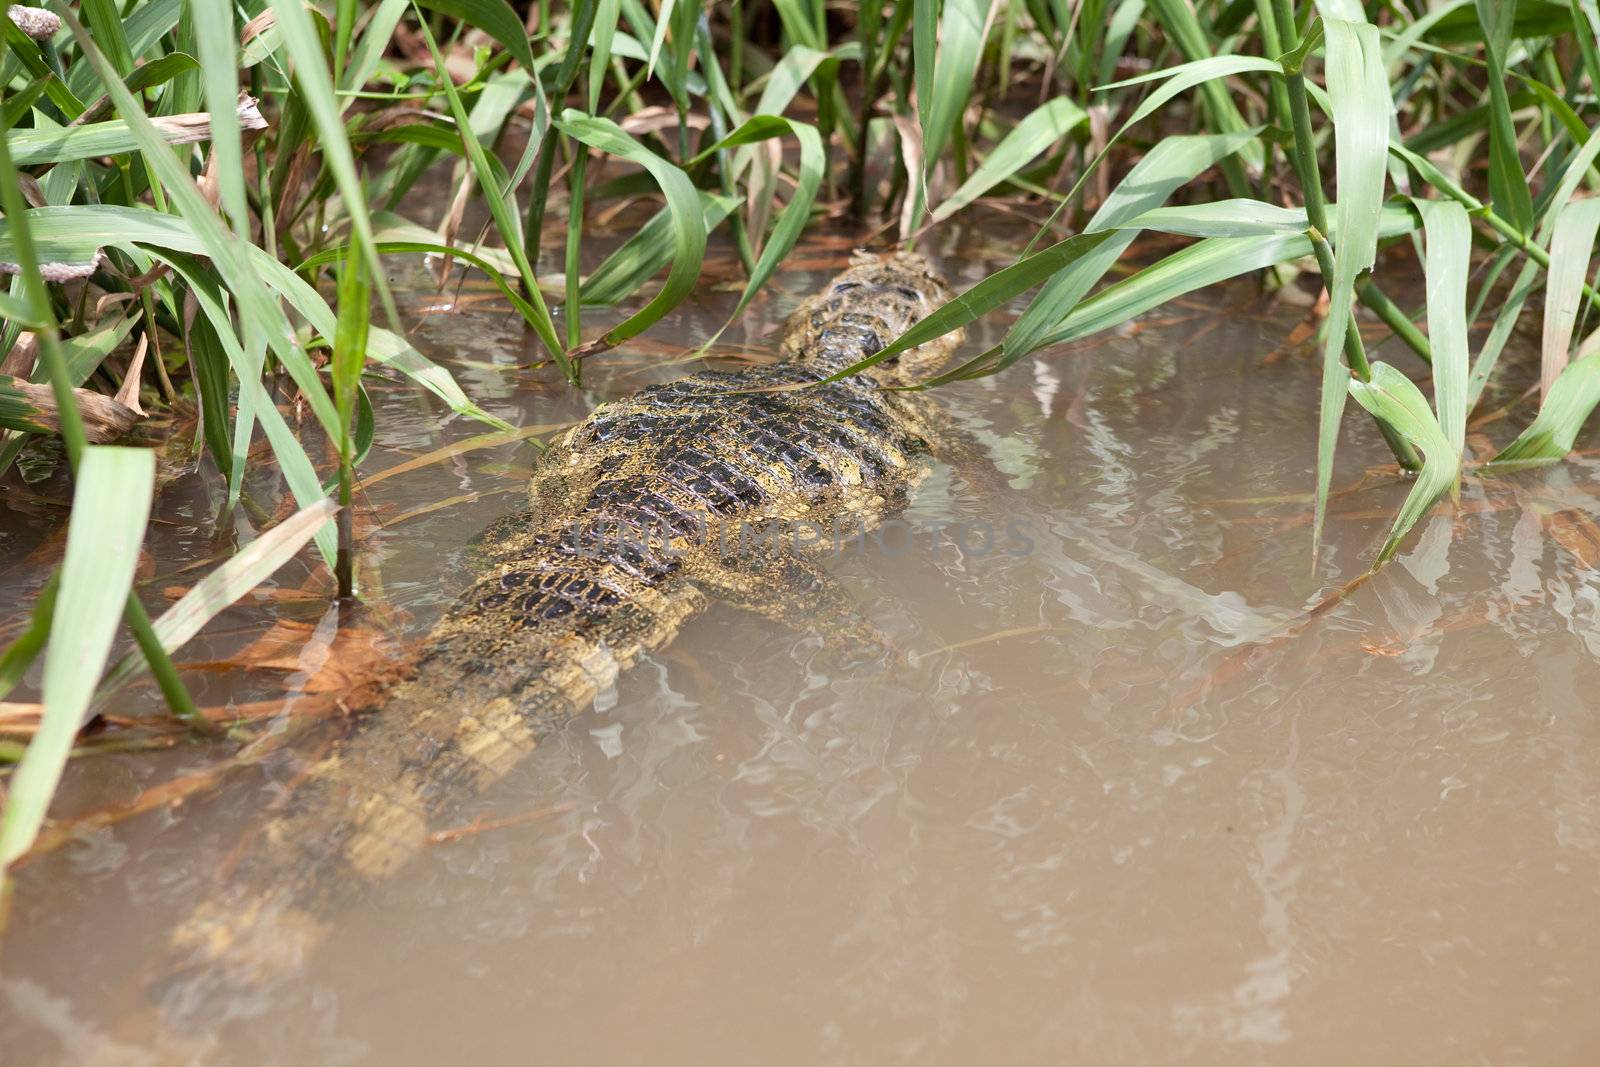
[1541,508,1600,570]
[183,615,402,695]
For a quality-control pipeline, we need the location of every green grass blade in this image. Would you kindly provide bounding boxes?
[827,230,1119,381]
[415,0,537,72]
[769,0,825,49]
[333,247,370,434]
[1115,199,1309,237]
[0,574,57,704]
[344,0,410,96]
[78,0,134,79]
[1493,352,1600,465]
[408,7,567,375]
[580,192,738,307]
[749,43,862,119]
[1468,255,1538,409]
[0,446,153,870]
[1475,0,1535,233]
[1313,17,1392,559]
[62,0,181,103]
[931,96,1086,224]
[913,0,935,148]
[41,3,343,442]
[1539,198,1600,399]
[1144,0,1262,181]
[155,250,339,562]
[646,0,677,78]
[730,42,858,179]
[4,21,88,119]
[555,109,706,346]
[190,0,247,234]
[365,330,513,431]
[589,0,623,111]
[689,115,824,321]
[263,0,397,325]
[1001,130,1265,372]
[1044,203,1420,347]
[920,0,989,168]
[302,239,537,325]
[1413,198,1471,459]
[1347,363,1457,563]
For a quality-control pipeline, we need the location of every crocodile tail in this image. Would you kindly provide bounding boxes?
[150,546,704,1019]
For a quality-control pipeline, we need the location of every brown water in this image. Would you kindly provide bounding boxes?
[2,220,1598,1065]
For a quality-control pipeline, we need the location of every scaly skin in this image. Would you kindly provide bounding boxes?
[157,252,963,1010]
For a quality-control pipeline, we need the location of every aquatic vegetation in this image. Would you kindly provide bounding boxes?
[2,0,1600,879]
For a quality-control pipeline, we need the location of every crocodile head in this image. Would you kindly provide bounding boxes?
[785,251,963,384]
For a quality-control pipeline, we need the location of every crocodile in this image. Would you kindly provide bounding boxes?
[154,251,965,1009]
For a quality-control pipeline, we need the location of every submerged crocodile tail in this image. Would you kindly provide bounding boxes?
[156,545,704,1012]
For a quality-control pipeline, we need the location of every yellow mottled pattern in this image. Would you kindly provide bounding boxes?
[159,254,961,1006]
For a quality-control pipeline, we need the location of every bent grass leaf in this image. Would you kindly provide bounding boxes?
[943,196,1416,389]
[555,109,706,346]
[314,239,524,304]
[1494,353,1600,466]
[748,43,862,120]
[826,230,1119,382]
[932,96,1087,224]
[1045,204,1420,348]
[1022,56,1277,251]
[415,0,537,72]
[1099,56,1282,130]
[0,446,153,871]
[42,4,343,442]
[581,192,739,308]
[264,0,407,358]
[1143,0,1262,176]
[689,115,824,322]
[0,206,506,432]
[156,251,339,562]
[999,131,1263,373]
[409,9,566,374]
[1347,364,1458,564]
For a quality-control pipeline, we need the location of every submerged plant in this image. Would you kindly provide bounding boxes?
[2,0,1600,873]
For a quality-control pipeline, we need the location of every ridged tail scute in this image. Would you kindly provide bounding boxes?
[152,544,703,1019]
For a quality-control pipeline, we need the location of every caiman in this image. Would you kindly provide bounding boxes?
[153,251,967,1010]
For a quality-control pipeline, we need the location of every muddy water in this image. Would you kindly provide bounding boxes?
[2,220,1599,1066]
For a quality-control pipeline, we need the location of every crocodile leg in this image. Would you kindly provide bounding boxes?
[468,508,543,567]
[686,547,893,662]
